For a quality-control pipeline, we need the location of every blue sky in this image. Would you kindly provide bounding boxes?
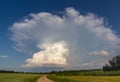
[0,0,120,72]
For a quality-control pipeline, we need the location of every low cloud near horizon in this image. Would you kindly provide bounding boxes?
[11,7,120,70]
[0,55,9,58]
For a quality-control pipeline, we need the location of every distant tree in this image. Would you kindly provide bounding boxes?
[103,55,120,71]
[0,70,15,73]
[103,64,110,71]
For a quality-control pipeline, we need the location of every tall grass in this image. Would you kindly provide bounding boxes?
[48,74,120,82]
[48,70,120,82]
[0,73,41,82]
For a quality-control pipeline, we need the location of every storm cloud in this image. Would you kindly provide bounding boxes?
[11,7,120,69]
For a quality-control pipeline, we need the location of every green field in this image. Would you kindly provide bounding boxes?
[1,71,120,82]
[49,70,120,76]
[0,73,41,82]
[48,75,120,82]
[47,70,120,82]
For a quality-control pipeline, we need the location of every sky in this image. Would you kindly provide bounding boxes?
[0,0,120,72]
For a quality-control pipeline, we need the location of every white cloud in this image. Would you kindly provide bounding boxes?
[22,41,69,67]
[81,61,106,69]
[0,55,8,58]
[89,50,110,56]
[11,7,120,69]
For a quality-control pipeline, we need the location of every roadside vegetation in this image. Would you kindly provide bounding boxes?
[0,73,41,82]
[47,75,120,82]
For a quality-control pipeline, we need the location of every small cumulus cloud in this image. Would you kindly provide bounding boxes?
[81,60,106,69]
[89,50,110,56]
[11,7,120,69]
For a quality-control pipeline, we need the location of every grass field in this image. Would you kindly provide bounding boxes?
[49,70,120,76]
[0,73,41,82]
[48,75,120,82]
[1,70,120,82]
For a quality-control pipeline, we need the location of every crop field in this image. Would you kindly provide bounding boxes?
[0,73,41,82]
[48,75,120,82]
[1,71,120,82]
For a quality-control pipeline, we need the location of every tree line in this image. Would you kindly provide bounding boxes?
[103,55,120,71]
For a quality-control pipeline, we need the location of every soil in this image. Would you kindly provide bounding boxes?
[37,76,53,82]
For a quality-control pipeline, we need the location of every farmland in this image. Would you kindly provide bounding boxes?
[47,70,120,82]
[0,73,41,82]
[48,75,120,82]
[1,70,120,82]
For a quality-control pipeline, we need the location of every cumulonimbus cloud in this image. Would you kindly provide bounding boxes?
[11,7,120,69]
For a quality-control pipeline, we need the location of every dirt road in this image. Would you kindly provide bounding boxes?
[37,76,53,82]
